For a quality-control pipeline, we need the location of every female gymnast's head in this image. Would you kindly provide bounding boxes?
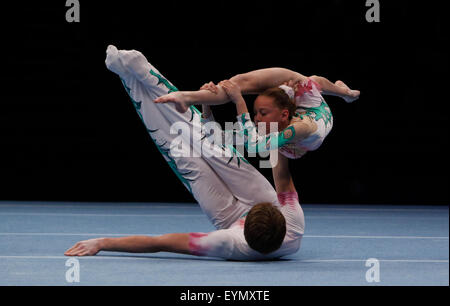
[244,202,286,254]
[253,87,296,134]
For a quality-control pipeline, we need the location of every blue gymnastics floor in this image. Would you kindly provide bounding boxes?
[0,201,448,286]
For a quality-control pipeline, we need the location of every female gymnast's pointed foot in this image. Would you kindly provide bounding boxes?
[335,80,360,103]
[154,92,190,113]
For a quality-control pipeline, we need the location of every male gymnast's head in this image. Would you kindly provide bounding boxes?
[244,202,286,254]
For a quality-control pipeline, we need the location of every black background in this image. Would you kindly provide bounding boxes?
[0,1,448,205]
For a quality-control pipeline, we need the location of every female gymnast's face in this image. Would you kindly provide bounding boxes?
[253,95,289,133]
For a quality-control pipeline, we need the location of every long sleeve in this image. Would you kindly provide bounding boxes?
[236,113,296,154]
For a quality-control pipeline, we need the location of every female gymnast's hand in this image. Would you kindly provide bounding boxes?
[200,81,219,94]
[218,80,244,104]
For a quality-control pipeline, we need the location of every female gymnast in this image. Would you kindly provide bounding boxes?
[154,68,360,159]
[65,46,304,260]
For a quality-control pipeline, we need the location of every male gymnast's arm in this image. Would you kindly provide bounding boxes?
[65,233,193,256]
[272,151,296,194]
[65,231,234,259]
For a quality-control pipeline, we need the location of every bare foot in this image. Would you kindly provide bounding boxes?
[154,92,190,113]
[335,80,360,103]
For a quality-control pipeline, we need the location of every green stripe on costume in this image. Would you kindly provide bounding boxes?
[299,100,333,127]
[119,75,195,194]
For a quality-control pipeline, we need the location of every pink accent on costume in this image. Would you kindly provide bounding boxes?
[230,217,246,229]
[277,192,299,209]
[188,232,209,256]
[295,79,322,97]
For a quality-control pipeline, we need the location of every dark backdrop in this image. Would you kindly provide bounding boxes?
[0,1,448,204]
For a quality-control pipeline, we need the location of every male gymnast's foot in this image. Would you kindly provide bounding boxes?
[154,92,190,113]
[335,80,360,103]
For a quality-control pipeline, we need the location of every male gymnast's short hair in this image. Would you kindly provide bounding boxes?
[244,202,287,254]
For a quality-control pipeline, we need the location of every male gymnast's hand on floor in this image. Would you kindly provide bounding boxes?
[65,239,102,256]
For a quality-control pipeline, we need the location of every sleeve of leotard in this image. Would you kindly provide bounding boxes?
[188,230,235,259]
[236,112,296,154]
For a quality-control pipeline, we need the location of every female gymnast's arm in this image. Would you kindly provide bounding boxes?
[64,233,193,256]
